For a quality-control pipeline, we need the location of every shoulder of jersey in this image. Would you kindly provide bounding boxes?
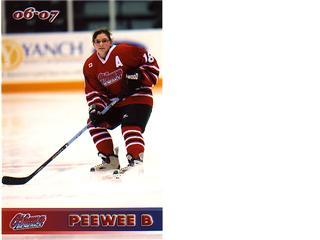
[114,43,135,52]
[84,52,97,69]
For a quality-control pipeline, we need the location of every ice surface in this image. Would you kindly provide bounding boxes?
[2,92,163,207]
[1,92,163,239]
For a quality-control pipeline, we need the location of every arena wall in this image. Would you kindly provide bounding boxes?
[1,29,162,93]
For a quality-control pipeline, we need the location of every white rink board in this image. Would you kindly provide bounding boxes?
[2,30,162,83]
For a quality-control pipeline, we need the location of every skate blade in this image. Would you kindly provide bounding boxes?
[90,165,120,172]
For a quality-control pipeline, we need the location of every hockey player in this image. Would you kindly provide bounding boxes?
[83,29,159,172]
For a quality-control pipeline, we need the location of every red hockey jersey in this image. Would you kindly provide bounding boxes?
[83,43,160,109]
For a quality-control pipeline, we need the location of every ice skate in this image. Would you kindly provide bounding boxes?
[90,147,120,172]
[113,153,144,177]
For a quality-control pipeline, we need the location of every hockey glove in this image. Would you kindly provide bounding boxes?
[125,69,142,95]
[89,104,104,127]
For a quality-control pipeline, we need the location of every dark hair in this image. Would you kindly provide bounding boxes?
[92,29,112,43]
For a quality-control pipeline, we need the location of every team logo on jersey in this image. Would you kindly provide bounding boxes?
[98,69,123,87]
[10,213,47,230]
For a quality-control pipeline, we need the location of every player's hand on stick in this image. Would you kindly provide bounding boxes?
[125,69,142,95]
[89,104,104,127]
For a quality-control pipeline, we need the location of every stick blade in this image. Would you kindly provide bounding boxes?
[2,176,30,185]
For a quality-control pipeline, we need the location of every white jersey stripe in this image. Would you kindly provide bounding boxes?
[92,132,110,139]
[141,71,151,82]
[122,130,141,137]
[126,142,145,149]
[88,126,106,131]
[95,137,112,146]
[86,91,109,98]
[149,72,159,81]
[131,93,153,98]
[140,65,160,72]
[87,96,107,105]
[124,136,144,143]
[141,71,157,84]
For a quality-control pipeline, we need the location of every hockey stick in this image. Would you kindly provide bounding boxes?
[2,97,120,185]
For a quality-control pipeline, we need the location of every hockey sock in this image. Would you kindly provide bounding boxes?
[88,126,114,155]
[121,125,144,159]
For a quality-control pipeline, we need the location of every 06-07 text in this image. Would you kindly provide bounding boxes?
[12,7,60,23]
